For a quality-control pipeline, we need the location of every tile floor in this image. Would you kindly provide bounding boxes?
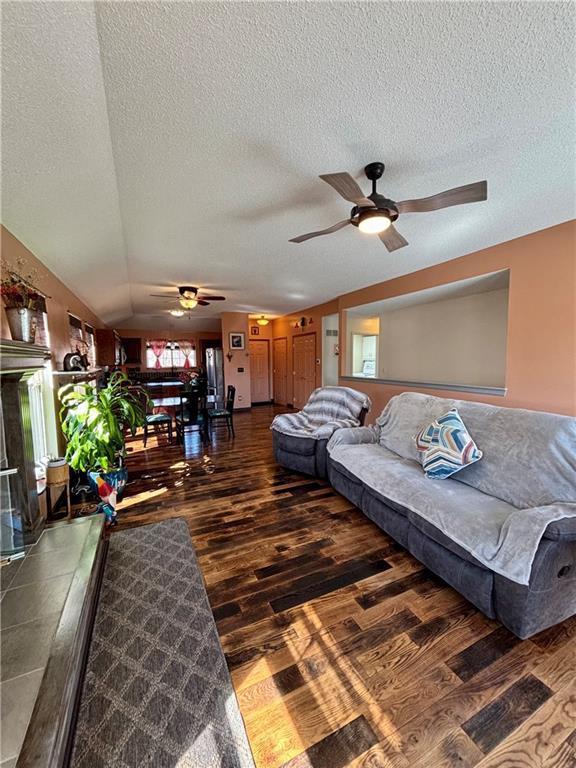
[0,518,94,766]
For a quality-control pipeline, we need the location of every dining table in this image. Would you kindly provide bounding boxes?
[145,380,184,389]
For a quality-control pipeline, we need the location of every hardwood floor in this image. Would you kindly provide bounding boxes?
[117,405,576,768]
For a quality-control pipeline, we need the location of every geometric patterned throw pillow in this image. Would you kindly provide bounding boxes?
[415,408,483,479]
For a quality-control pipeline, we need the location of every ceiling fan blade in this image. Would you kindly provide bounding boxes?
[319,173,375,207]
[289,219,351,244]
[196,299,210,306]
[150,293,177,299]
[197,295,226,301]
[379,224,409,252]
[396,180,487,214]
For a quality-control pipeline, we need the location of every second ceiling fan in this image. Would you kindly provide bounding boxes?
[150,285,226,309]
[290,162,487,252]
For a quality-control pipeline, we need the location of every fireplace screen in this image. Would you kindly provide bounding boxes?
[0,468,26,560]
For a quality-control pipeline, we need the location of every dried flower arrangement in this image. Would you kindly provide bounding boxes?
[0,257,46,310]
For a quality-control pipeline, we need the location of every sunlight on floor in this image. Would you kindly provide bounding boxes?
[117,486,167,509]
[235,602,406,766]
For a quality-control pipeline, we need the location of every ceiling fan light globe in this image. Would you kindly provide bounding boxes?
[179,297,198,309]
[358,211,392,234]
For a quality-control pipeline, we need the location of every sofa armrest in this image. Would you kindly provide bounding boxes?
[543,512,576,542]
[327,426,378,453]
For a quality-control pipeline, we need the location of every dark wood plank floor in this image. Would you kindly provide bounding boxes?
[116,405,576,768]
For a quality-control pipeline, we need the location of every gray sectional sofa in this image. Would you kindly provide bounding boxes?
[327,392,576,638]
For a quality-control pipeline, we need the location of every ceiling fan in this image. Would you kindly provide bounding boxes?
[150,285,226,310]
[290,162,487,252]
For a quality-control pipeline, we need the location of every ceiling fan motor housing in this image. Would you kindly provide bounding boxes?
[179,286,198,299]
[350,195,399,227]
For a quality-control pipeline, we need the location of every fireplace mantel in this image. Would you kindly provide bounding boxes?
[0,338,51,372]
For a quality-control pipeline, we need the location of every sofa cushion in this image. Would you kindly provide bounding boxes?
[408,512,488,567]
[329,442,575,584]
[415,408,483,479]
[329,443,516,525]
[376,392,576,508]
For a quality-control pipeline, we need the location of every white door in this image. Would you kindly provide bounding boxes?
[293,333,316,409]
[273,338,288,405]
[249,340,270,403]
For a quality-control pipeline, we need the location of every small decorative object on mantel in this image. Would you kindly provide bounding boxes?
[0,270,45,343]
[63,352,84,371]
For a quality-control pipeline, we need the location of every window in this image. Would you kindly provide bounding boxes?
[84,324,96,367]
[28,369,48,465]
[145,340,196,369]
[32,296,49,348]
[68,313,84,351]
[352,334,378,377]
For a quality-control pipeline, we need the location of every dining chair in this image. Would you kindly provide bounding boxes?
[208,385,236,438]
[134,388,173,447]
[175,389,210,444]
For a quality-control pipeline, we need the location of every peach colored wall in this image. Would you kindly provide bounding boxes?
[1,226,105,369]
[115,328,221,370]
[273,221,576,417]
[271,299,339,406]
[221,312,251,409]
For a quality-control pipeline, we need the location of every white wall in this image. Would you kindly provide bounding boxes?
[322,314,339,386]
[378,288,509,386]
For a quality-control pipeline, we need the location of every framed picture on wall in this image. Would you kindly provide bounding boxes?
[229,332,245,350]
[250,326,259,336]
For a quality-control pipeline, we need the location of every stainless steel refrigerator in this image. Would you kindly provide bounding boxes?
[205,347,224,404]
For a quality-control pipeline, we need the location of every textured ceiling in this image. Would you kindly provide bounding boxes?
[2,1,575,330]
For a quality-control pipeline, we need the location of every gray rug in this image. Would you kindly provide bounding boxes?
[71,518,255,768]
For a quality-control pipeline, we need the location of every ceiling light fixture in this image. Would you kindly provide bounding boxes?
[179,297,198,309]
[170,309,185,317]
[256,316,269,326]
[357,209,392,234]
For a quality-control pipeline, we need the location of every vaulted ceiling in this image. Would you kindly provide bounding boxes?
[2,1,574,331]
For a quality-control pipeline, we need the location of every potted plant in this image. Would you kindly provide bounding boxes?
[59,372,148,526]
[1,271,43,343]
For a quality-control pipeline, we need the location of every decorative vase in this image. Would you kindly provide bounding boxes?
[5,307,36,343]
[87,467,128,527]
[46,458,69,485]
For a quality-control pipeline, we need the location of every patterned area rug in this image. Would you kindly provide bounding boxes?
[71,518,255,768]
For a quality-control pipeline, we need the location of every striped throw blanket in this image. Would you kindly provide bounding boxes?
[271,386,371,440]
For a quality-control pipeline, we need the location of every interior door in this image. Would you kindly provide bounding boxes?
[273,338,288,405]
[249,340,270,403]
[293,333,316,409]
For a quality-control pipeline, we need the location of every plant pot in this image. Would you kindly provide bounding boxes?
[87,467,128,526]
[5,307,36,343]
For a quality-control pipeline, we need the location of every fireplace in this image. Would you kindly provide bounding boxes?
[0,339,55,555]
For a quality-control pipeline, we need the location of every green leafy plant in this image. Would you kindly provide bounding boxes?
[59,372,148,472]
